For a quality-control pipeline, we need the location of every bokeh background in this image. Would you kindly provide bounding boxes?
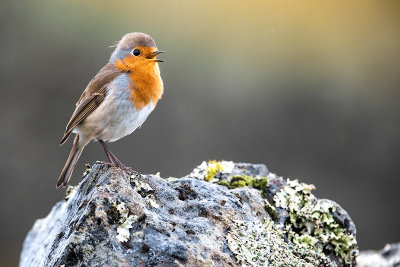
[1,0,399,265]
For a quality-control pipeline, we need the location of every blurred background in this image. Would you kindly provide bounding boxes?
[1,0,399,265]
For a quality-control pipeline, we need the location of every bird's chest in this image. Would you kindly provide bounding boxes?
[104,94,154,141]
[81,74,155,142]
[128,65,163,110]
[106,76,155,138]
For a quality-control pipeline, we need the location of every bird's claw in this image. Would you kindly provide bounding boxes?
[102,161,141,177]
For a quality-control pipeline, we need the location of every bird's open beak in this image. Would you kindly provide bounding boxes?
[148,50,165,62]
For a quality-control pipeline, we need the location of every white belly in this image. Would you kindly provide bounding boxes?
[74,74,154,142]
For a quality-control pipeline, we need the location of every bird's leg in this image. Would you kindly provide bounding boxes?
[98,140,140,176]
[98,139,115,164]
[99,141,123,166]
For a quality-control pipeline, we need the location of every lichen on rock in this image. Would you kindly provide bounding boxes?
[189,160,235,182]
[20,161,358,267]
[226,218,333,266]
[190,160,358,266]
[189,160,269,193]
[273,179,358,265]
[114,202,137,243]
[64,185,77,201]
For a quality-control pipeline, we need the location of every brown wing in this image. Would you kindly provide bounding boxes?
[59,63,121,145]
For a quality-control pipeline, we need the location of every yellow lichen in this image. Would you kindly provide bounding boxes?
[205,160,224,181]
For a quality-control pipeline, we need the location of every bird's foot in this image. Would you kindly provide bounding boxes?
[102,161,141,177]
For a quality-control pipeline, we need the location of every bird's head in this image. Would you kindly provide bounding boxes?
[110,32,164,72]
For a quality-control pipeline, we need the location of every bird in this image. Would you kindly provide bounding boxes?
[57,32,164,188]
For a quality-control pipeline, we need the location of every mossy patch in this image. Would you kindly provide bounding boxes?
[264,200,279,221]
[274,179,358,265]
[189,160,269,196]
[217,175,268,194]
[189,161,358,265]
[189,160,235,182]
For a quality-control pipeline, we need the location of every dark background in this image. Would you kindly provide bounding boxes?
[1,0,399,265]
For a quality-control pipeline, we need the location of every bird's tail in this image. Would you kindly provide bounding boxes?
[57,134,84,188]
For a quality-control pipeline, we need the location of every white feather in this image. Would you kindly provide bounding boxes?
[74,73,154,143]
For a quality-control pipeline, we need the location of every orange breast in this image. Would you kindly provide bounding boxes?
[128,63,163,110]
[114,47,164,110]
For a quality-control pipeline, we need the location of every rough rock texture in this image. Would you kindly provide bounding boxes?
[357,243,400,267]
[20,161,358,267]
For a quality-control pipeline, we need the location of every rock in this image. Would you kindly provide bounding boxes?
[357,243,400,267]
[20,161,359,267]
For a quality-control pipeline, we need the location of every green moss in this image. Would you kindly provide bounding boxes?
[216,175,268,191]
[216,180,231,188]
[230,175,253,188]
[251,177,268,191]
[189,161,357,264]
[264,200,280,221]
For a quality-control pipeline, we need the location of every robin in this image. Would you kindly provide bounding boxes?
[57,32,164,188]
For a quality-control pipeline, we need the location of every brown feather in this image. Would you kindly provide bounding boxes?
[57,134,83,188]
[60,63,121,145]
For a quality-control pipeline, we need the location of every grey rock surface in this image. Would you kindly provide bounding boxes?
[20,161,359,266]
[357,243,400,267]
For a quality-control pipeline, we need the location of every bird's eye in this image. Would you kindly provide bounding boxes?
[132,49,140,56]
